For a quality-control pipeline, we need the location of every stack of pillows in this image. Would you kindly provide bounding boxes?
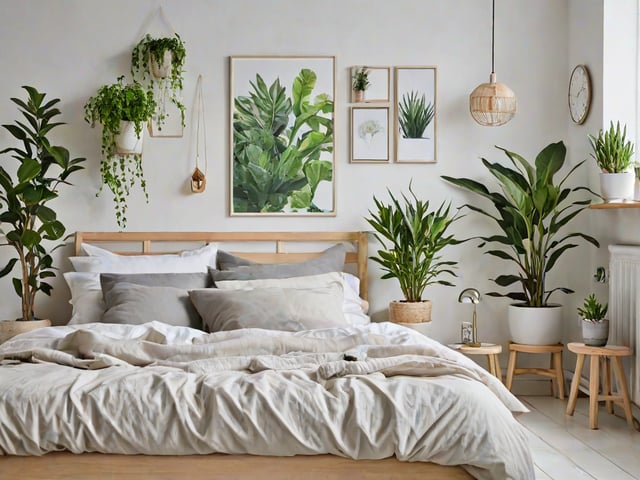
[64,242,370,332]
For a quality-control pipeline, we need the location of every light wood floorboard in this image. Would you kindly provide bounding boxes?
[518,395,640,480]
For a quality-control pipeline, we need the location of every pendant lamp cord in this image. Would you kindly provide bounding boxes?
[491,0,495,74]
[195,75,207,176]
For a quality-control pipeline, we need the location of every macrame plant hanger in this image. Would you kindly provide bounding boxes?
[191,75,207,193]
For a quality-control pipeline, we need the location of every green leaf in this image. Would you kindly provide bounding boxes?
[21,229,41,249]
[0,258,18,278]
[17,157,41,183]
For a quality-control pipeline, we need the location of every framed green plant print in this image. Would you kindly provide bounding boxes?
[230,55,336,215]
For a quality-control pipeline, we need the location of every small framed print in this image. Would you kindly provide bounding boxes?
[351,66,390,103]
[351,106,389,163]
[461,322,473,344]
[394,66,437,163]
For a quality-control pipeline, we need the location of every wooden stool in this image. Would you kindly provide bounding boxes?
[505,343,564,399]
[450,343,503,381]
[566,342,634,430]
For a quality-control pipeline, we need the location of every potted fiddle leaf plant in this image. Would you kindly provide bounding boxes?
[442,141,600,345]
[84,76,156,229]
[577,294,609,347]
[352,67,370,103]
[0,86,86,342]
[588,121,635,202]
[365,182,463,324]
[131,33,186,129]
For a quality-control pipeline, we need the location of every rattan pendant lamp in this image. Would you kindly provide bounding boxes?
[469,0,516,126]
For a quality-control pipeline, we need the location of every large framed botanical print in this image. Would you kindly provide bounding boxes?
[394,66,437,163]
[230,56,336,215]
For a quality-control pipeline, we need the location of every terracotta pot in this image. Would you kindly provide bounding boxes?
[353,90,365,103]
[0,318,51,344]
[389,300,432,324]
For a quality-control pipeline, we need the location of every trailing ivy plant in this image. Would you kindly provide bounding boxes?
[84,76,156,228]
[0,86,86,321]
[398,91,434,139]
[131,33,186,129]
[232,69,333,213]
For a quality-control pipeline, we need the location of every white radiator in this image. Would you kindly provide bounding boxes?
[608,245,640,404]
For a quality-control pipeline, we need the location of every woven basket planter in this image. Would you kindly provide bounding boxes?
[388,300,432,324]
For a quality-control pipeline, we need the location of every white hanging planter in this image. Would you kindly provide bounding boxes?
[508,304,563,345]
[149,51,173,80]
[115,120,144,155]
[600,172,634,202]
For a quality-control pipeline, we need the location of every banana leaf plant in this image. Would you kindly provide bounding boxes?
[0,86,86,321]
[365,183,463,302]
[442,141,599,307]
[232,69,333,213]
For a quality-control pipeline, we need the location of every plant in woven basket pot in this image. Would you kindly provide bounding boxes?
[84,76,156,229]
[588,121,635,203]
[0,86,86,342]
[442,141,600,345]
[351,67,370,103]
[131,33,186,130]
[577,294,609,347]
[365,183,463,324]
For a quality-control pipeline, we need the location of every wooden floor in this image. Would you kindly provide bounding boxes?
[518,395,640,479]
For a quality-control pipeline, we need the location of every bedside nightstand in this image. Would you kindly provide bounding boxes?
[448,343,503,381]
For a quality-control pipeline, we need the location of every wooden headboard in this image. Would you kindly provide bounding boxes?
[74,231,369,300]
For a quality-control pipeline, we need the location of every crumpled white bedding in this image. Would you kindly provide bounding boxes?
[0,321,534,480]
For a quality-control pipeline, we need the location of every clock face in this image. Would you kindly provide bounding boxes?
[568,65,591,124]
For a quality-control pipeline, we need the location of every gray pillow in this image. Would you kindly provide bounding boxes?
[102,282,203,329]
[189,286,348,332]
[100,272,211,298]
[211,243,346,282]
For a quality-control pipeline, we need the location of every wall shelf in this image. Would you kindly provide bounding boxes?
[589,201,640,209]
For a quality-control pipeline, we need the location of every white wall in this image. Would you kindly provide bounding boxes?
[0,0,579,350]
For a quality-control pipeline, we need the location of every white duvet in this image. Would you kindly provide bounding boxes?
[0,321,534,479]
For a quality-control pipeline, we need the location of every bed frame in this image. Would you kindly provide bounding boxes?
[6,231,472,479]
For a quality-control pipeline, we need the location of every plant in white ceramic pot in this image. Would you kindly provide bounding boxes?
[365,183,463,324]
[577,294,609,347]
[588,121,635,202]
[442,141,600,345]
[0,86,86,341]
[84,76,156,229]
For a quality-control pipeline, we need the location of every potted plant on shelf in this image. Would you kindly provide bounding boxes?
[352,67,370,103]
[442,141,600,345]
[365,182,463,324]
[84,76,156,229]
[577,294,609,347]
[131,33,186,129]
[588,121,635,203]
[0,86,86,342]
[398,91,434,139]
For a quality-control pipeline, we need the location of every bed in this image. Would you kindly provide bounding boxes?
[0,231,534,480]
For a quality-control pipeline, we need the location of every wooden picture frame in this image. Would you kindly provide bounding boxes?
[351,66,390,103]
[230,56,336,216]
[394,66,437,163]
[350,106,389,163]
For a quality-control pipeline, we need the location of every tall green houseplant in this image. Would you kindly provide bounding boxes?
[0,86,86,321]
[442,141,599,307]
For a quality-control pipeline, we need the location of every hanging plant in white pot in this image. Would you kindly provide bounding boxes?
[84,76,156,228]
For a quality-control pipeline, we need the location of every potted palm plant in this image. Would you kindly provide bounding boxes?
[442,141,600,344]
[84,76,156,228]
[352,67,370,103]
[588,121,635,202]
[577,294,609,347]
[398,91,434,139]
[0,86,86,342]
[365,183,462,324]
[131,33,186,129]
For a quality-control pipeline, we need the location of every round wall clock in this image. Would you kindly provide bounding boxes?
[568,64,592,125]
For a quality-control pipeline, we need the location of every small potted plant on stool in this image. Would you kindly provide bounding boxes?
[577,294,609,346]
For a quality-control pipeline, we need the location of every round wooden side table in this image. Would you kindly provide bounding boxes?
[505,343,564,399]
[449,343,502,381]
[566,342,634,430]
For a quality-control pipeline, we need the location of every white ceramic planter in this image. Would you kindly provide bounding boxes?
[115,120,144,155]
[508,304,563,345]
[149,51,172,79]
[600,172,634,202]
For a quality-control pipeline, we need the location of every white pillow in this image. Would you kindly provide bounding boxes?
[63,272,105,325]
[69,243,218,274]
[216,272,370,326]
